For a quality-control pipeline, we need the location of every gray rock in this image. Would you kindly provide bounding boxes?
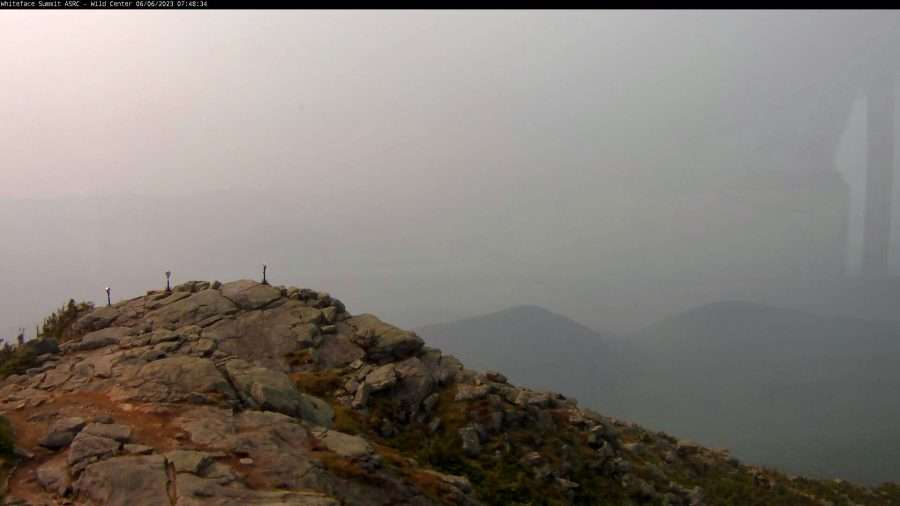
[67,432,121,473]
[364,364,397,391]
[220,279,282,310]
[144,290,191,310]
[40,416,87,449]
[174,280,211,293]
[74,455,170,506]
[299,393,335,428]
[455,384,491,402]
[203,303,322,372]
[176,472,340,506]
[123,356,236,404]
[313,334,364,369]
[351,382,370,409]
[459,426,481,457]
[392,357,435,417]
[224,359,333,426]
[193,338,217,356]
[123,444,154,455]
[165,449,213,474]
[311,429,373,459]
[36,459,71,496]
[484,371,507,384]
[346,314,423,362]
[417,469,473,495]
[148,329,180,345]
[321,306,338,323]
[146,289,238,329]
[174,406,236,450]
[76,326,134,351]
[75,305,121,333]
[82,423,132,443]
[13,446,34,459]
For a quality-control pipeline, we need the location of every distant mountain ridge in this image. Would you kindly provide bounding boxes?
[620,299,900,484]
[417,300,900,485]
[415,305,616,404]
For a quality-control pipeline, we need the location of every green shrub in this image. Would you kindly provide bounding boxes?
[0,345,38,380]
[38,299,93,343]
[0,416,14,459]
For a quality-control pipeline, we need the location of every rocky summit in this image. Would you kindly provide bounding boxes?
[1,280,899,505]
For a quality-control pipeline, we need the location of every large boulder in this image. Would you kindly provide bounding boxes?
[117,356,236,404]
[82,423,132,443]
[39,417,86,449]
[313,334,365,369]
[36,458,71,496]
[146,289,238,330]
[224,359,333,426]
[204,302,321,372]
[74,305,121,333]
[67,432,121,474]
[392,357,434,416]
[364,364,398,392]
[311,429,373,459]
[72,327,134,352]
[164,449,215,474]
[346,314,424,362]
[176,473,340,506]
[220,280,282,310]
[73,455,170,506]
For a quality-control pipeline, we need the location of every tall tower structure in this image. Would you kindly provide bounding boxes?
[862,72,896,278]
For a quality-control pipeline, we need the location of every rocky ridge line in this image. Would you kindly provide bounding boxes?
[0,279,897,505]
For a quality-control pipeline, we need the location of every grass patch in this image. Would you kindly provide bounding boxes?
[292,370,343,397]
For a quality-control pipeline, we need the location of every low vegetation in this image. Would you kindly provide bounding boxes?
[0,345,39,380]
[37,299,93,343]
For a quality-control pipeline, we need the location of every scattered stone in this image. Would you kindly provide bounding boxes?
[220,279,281,310]
[74,455,170,506]
[82,423,132,443]
[36,458,71,495]
[455,383,491,402]
[67,432,121,474]
[459,426,481,457]
[165,449,213,474]
[352,382,371,409]
[312,429,373,459]
[346,314,424,361]
[484,371,507,383]
[39,417,86,449]
[74,327,134,351]
[124,444,155,455]
[364,364,397,391]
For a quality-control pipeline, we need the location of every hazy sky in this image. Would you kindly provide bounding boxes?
[2,11,900,340]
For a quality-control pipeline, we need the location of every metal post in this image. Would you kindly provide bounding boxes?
[105,287,111,307]
[262,264,268,285]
